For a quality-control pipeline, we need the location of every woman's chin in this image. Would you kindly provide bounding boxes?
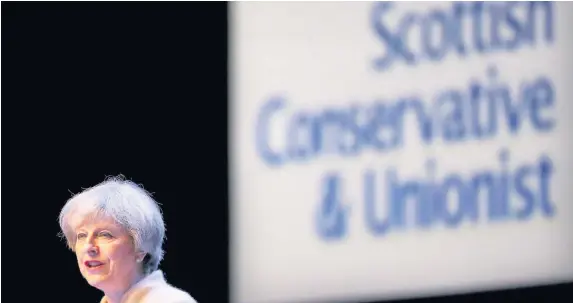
[84,273,110,289]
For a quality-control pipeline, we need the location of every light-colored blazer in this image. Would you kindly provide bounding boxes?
[99,270,197,303]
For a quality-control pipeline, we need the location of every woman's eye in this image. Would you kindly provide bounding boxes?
[99,232,113,238]
[77,233,87,240]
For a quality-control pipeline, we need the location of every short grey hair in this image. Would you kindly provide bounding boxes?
[58,176,166,275]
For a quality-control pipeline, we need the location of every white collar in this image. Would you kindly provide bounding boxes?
[130,270,165,289]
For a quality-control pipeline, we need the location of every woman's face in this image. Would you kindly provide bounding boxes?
[74,216,144,293]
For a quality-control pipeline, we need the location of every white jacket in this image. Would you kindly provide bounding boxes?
[99,270,197,303]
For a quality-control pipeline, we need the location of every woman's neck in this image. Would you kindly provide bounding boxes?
[103,272,146,303]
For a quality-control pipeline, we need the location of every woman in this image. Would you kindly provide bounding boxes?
[58,176,197,303]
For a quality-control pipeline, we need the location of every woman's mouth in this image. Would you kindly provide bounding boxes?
[85,260,104,269]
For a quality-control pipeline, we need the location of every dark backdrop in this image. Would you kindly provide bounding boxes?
[2,2,228,303]
[1,2,571,303]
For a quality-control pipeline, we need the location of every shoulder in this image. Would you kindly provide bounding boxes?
[142,283,197,303]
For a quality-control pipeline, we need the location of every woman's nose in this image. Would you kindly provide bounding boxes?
[87,245,99,257]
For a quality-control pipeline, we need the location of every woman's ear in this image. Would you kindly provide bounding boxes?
[136,251,147,263]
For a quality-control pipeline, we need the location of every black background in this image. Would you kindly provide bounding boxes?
[1,2,571,303]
